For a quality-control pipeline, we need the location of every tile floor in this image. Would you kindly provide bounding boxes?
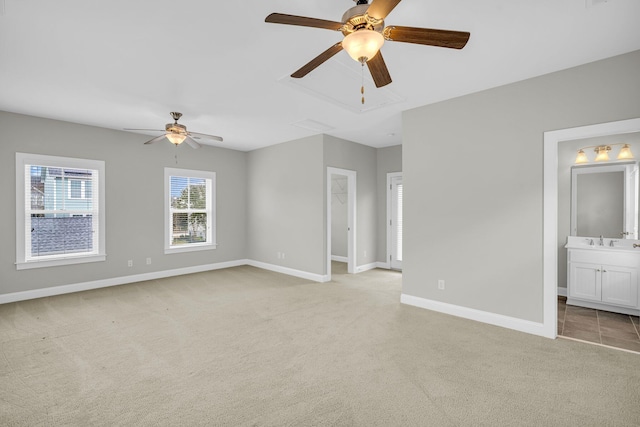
[558,297,640,353]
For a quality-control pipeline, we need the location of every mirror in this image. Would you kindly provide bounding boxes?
[571,162,638,238]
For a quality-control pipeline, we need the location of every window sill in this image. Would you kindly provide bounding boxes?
[164,243,218,255]
[16,254,106,270]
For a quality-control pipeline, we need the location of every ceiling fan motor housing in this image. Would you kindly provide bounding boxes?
[341,4,384,35]
[166,122,187,134]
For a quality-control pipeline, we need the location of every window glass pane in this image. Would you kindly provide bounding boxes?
[171,176,189,209]
[189,179,207,209]
[30,214,93,257]
[69,180,82,199]
[171,212,208,245]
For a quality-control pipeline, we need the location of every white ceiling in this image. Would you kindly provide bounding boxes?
[1,0,639,152]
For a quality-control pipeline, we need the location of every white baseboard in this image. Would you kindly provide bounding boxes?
[356,262,378,273]
[331,255,348,263]
[246,260,330,283]
[376,262,390,269]
[400,293,550,338]
[557,287,567,297]
[0,259,248,304]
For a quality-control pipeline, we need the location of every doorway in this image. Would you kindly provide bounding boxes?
[387,172,403,270]
[543,117,640,341]
[327,167,356,279]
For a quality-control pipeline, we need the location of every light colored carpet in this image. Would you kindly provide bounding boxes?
[1,264,639,426]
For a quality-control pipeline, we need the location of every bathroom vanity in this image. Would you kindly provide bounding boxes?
[565,236,640,315]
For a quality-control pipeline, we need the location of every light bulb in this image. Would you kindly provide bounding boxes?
[342,29,385,63]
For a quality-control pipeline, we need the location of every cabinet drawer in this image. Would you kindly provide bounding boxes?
[568,249,640,267]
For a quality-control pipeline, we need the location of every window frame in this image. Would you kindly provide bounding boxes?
[164,167,217,254]
[15,153,106,270]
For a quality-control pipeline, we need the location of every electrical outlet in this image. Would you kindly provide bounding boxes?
[282,253,285,259]
[128,260,133,267]
[146,257,151,265]
[438,279,445,290]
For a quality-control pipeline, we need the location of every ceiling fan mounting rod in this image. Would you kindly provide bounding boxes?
[170,111,183,123]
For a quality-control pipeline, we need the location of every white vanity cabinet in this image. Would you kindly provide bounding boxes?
[567,247,640,315]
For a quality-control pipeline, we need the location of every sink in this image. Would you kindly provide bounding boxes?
[565,236,640,253]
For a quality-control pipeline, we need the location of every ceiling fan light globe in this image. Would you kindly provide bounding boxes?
[166,133,187,145]
[342,29,384,63]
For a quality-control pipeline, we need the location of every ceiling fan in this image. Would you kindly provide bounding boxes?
[125,112,223,149]
[265,0,470,89]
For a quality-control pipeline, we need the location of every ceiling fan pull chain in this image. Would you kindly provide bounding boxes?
[361,63,365,104]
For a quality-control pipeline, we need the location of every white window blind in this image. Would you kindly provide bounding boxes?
[165,168,216,253]
[16,153,106,269]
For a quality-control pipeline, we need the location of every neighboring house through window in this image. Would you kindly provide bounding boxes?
[164,167,216,254]
[15,153,106,269]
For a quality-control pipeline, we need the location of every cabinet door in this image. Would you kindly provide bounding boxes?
[601,265,638,308]
[569,262,601,302]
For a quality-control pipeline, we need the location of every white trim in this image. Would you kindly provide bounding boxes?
[327,167,357,279]
[247,260,330,283]
[557,287,567,297]
[387,172,403,270]
[566,298,640,316]
[1,259,248,304]
[376,261,390,269]
[356,262,378,273]
[543,118,640,340]
[331,255,348,262]
[16,254,106,270]
[1,259,337,304]
[401,294,548,338]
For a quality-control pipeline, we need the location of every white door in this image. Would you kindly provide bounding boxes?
[390,175,403,270]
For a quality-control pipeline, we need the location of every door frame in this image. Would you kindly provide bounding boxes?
[543,117,640,339]
[387,172,403,269]
[327,167,357,278]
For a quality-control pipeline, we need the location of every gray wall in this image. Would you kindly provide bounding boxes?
[557,134,640,289]
[376,145,402,263]
[323,135,377,270]
[0,111,246,295]
[331,176,348,258]
[402,50,640,323]
[246,135,325,275]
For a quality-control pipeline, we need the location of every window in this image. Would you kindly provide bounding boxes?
[16,153,106,269]
[165,168,216,253]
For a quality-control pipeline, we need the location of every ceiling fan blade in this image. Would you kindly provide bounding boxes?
[366,0,402,21]
[124,128,164,132]
[366,52,392,88]
[265,13,343,31]
[143,134,168,145]
[292,42,343,78]
[189,131,223,142]
[183,136,201,149]
[384,26,470,49]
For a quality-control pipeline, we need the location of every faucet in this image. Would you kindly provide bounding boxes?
[610,239,617,247]
[599,235,604,246]
[589,239,595,246]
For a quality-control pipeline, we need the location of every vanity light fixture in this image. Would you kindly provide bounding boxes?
[574,143,634,164]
